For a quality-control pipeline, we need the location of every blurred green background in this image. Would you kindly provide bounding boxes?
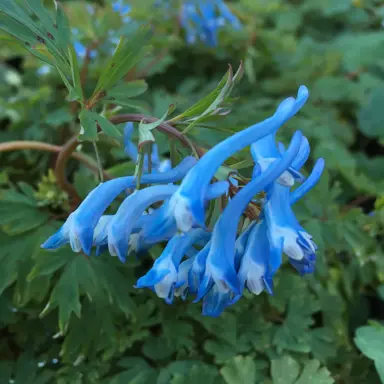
[0,0,384,383]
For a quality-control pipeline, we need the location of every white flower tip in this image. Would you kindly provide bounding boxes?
[170,194,194,232]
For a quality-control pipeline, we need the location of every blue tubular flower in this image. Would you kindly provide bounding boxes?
[136,229,211,303]
[263,182,318,276]
[216,1,241,29]
[136,235,183,303]
[135,181,228,250]
[233,221,256,270]
[195,131,303,303]
[174,257,195,300]
[251,129,325,276]
[112,0,131,15]
[108,180,229,262]
[123,123,166,173]
[180,0,241,46]
[123,123,138,162]
[108,184,179,262]
[41,157,197,255]
[188,241,210,294]
[290,158,325,205]
[93,214,151,256]
[237,221,273,296]
[170,85,309,232]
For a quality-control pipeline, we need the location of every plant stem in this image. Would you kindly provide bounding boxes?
[109,113,205,157]
[0,140,108,179]
[52,113,204,203]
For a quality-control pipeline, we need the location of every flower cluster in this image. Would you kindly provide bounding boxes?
[42,85,325,317]
[180,0,241,46]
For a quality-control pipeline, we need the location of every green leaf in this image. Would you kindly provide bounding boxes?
[25,0,57,40]
[0,188,49,235]
[220,356,258,384]
[171,62,243,123]
[104,80,148,100]
[358,87,384,138]
[56,65,77,99]
[28,247,73,281]
[171,364,218,384]
[0,12,37,46]
[55,0,71,52]
[109,358,157,384]
[142,335,175,360]
[271,356,300,384]
[68,44,83,100]
[138,105,174,147]
[271,356,334,384]
[104,98,150,112]
[90,258,137,315]
[43,255,98,333]
[355,325,384,362]
[378,285,384,301]
[92,25,152,97]
[294,360,334,384]
[78,109,98,141]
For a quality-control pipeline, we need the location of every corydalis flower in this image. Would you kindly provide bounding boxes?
[107,181,229,262]
[136,229,210,303]
[124,123,171,174]
[194,131,303,317]
[263,159,325,275]
[180,0,241,46]
[170,85,309,233]
[251,130,325,276]
[41,157,197,255]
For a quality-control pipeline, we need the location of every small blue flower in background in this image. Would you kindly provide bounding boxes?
[180,0,241,46]
[124,123,171,174]
[72,28,97,59]
[42,85,325,317]
[37,65,52,76]
[112,0,131,22]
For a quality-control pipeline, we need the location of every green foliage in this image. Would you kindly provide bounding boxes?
[0,0,383,383]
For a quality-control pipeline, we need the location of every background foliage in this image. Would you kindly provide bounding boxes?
[0,0,384,383]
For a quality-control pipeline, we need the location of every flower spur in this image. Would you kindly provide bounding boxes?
[41,156,197,255]
[193,131,303,315]
[169,85,309,233]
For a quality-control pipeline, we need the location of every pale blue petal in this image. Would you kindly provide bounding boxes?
[108,185,178,262]
[290,158,325,205]
[171,86,309,231]
[42,156,197,255]
[195,131,303,301]
[291,136,310,170]
[237,221,270,295]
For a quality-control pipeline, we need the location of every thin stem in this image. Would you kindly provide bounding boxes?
[92,141,104,182]
[0,141,109,179]
[52,113,205,203]
[109,113,205,157]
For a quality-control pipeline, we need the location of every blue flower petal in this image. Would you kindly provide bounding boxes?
[196,131,303,301]
[170,86,309,231]
[42,156,197,255]
[290,158,325,205]
[108,185,179,262]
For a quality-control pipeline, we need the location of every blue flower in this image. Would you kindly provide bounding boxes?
[41,157,197,255]
[290,158,325,205]
[169,85,309,233]
[237,220,273,296]
[251,130,325,276]
[124,123,171,174]
[107,181,229,262]
[180,0,241,46]
[136,229,210,303]
[112,0,131,15]
[194,131,303,314]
